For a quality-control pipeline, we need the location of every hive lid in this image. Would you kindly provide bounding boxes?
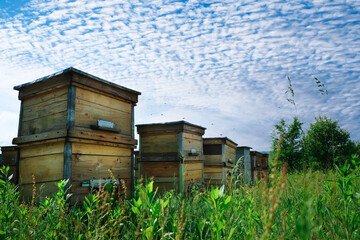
[14,67,141,102]
[237,146,252,149]
[203,137,238,147]
[137,120,206,135]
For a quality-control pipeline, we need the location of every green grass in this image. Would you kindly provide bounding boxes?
[1,155,359,239]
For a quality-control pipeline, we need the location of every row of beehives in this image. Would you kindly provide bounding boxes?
[0,67,268,203]
[133,121,269,193]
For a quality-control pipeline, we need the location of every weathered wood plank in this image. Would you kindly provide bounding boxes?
[72,142,131,156]
[204,171,224,178]
[184,169,202,182]
[184,162,203,171]
[20,111,67,136]
[20,141,64,158]
[68,137,132,148]
[16,73,71,100]
[183,132,202,141]
[22,87,68,108]
[203,154,222,162]
[183,133,202,161]
[141,134,178,153]
[72,73,139,103]
[203,139,223,145]
[204,165,223,173]
[22,100,67,122]
[225,145,236,165]
[140,152,179,162]
[69,128,136,145]
[13,130,67,144]
[76,87,131,113]
[140,162,179,177]
[72,154,131,181]
[19,154,64,184]
[75,98,131,135]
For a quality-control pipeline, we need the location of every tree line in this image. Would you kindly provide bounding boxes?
[270,115,360,171]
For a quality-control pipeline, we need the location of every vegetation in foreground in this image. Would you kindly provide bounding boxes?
[1,152,360,239]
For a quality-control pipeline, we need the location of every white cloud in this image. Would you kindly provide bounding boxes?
[0,0,359,150]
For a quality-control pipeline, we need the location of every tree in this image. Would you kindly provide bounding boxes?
[303,116,356,170]
[270,117,304,171]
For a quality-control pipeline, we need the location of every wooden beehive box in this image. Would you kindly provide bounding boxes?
[250,151,269,182]
[12,67,140,203]
[236,146,252,184]
[203,137,237,186]
[136,121,206,193]
[0,146,18,184]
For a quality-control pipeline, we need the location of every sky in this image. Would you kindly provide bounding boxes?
[0,0,359,151]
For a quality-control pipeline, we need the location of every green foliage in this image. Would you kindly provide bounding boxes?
[0,166,20,238]
[303,116,356,170]
[0,161,360,239]
[271,117,304,171]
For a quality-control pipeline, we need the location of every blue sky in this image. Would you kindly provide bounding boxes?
[0,0,359,151]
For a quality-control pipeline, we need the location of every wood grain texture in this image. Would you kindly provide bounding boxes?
[22,87,68,108]
[140,152,179,162]
[139,162,179,177]
[69,128,136,145]
[71,155,131,181]
[72,142,131,156]
[19,154,64,184]
[20,111,67,136]
[141,134,178,153]
[13,130,67,144]
[19,87,68,136]
[225,145,236,167]
[203,154,222,162]
[72,73,139,103]
[74,88,131,136]
[183,132,203,161]
[184,169,202,182]
[16,73,71,100]
[20,141,64,158]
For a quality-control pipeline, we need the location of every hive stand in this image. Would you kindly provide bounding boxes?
[136,121,206,193]
[203,137,238,187]
[12,67,140,203]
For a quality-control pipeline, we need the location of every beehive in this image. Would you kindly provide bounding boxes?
[235,146,252,183]
[12,67,140,203]
[0,146,18,184]
[250,151,269,182]
[136,121,206,193]
[203,137,237,186]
